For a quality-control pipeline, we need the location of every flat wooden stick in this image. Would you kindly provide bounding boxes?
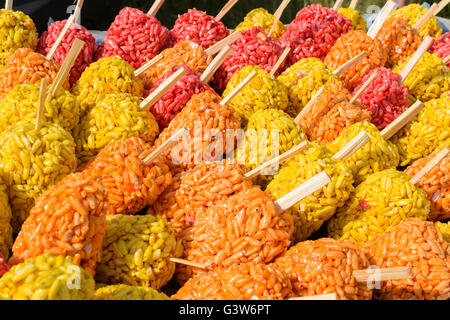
[35,78,48,131]
[205,30,241,56]
[294,86,325,125]
[268,0,292,37]
[200,45,233,83]
[49,38,84,97]
[169,257,208,269]
[215,0,239,21]
[147,0,165,16]
[46,14,75,60]
[140,67,187,110]
[409,147,449,185]
[444,55,450,64]
[398,36,435,82]
[244,140,309,180]
[220,70,257,106]
[332,0,345,11]
[288,293,338,300]
[274,171,331,214]
[413,3,439,30]
[437,0,450,14]
[4,0,12,10]
[269,47,290,78]
[349,69,379,104]
[366,0,397,39]
[143,128,188,165]
[349,0,358,9]
[133,54,164,78]
[353,266,412,282]
[332,131,370,160]
[380,100,425,140]
[72,0,84,23]
[332,52,367,77]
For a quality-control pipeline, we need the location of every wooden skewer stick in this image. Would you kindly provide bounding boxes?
[200,45,233,84]
[444,55,450,64]
[437,0,450,14]
[268,0,292,37]
[409,147,449,185]
[366,0,397,39]
[220,70,257,106]
[140,67,187,110]
[35,78,48,131]
[4,0,12,10]
[244,140,310,180]
[288,293,338,300]
[269,47,290,78]
[46,14,75,60]
[353,266,412,282]
[413,3,439,30]
[215,0,239,22]
[169,257,208,269]
[294,86,325,125]
[349,0,358,9]
[349,69,379,104]
[48,38,85,98]
[398,36,435,82]
[332,0,345,11]
[332,131,370,161]
[274,171,332,214]
[147,0,165,16]
[380,100,425,140]
[142,128,188,165]
[204,30,242,56]
[332,52,367,77]
[72,0,84,24]
[133,54,164,78]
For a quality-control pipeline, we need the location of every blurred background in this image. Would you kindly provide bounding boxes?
[12,0,450,33]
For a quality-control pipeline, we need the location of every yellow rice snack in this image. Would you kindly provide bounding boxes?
[0,178,11,259]
[95,214,183,290]
[0,9,37,67]
[266,142,354,242]
[0,254,95,300]
[278,58,340,117]
[436,221,449,242]
[94,284,169,300]
[390,4,442,38]
[0,120,76,232]
[73,93,159,166]
[234,8,286,39]
[338,8,367,31]
[72,56,144,117]
[0,83,78,132]
[328,169,430,247]
[393,52,449,103]
[222,65,289,123]
[328,121,400,184]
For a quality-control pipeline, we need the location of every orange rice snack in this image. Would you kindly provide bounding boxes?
[324,30,387,90]
[149,90,241,170]
[143,41,212,89]
[173,262,294,300]
[376,17,422,68]
[298,81,372,144]
[178,185,293,284]
[405,147,449,221]
[85,136,172,216]
[0,48,68,98]
[272,238,373,300]
[362,219,450,300]
[9,171,108,276]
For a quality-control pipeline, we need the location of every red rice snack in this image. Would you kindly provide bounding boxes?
[430,31,450,67]
[405,148,449,221]
[96,7,169,69]
[173,262,294,300]
[272,238,372,300]
[179,185,293,283]
[85,137,172,216]
[0,254,8,278]
[324,30,387,90]
[170,9,229,49]
[362,219,450,300]
[9,171,108,276]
